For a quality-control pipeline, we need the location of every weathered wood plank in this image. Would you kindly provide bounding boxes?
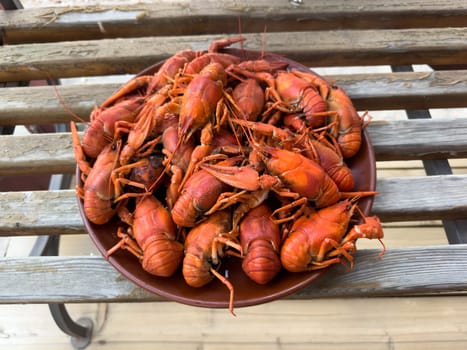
[1,118,466,177]
[293,244,467,298]
[0,132,75,175]
[0,245,465,303]
[0,190,84,236]
[0,83,111,126]
[369,118,467,161]
[3,1,467,43]
[2,70,467,126]
[330,70,467,111]
[2,28,467,81]
[371,175,467,221]
[1,174,467,237]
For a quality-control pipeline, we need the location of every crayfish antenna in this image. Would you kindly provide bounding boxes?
[377,239,387,258]
[361,111,373,129]
[237,16,245,60]
[52,78,88,125]
[260,24,270,59]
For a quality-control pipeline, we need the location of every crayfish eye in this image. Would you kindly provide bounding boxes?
[262,152,271,160]
[346,203,353,211]
[149,155,163,168]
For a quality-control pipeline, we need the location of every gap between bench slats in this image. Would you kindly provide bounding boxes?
[1,172,467,237]
[0,245,465,303]
[2,1,467,43]
[2,29,467,81]
[2,70,467,126]
[1,118,466,176]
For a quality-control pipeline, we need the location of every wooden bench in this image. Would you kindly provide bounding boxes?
[1,1,467,348]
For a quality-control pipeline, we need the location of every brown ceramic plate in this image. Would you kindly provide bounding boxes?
[78,48,376,310]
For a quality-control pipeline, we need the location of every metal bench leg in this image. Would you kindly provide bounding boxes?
[30,235,94,349]
[0,0,24,10]
[49,304,94,350]
[391,65,467,244]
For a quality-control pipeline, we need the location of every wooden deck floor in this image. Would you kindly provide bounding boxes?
[3,295,467,350]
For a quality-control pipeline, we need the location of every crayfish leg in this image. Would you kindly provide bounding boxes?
[215,236,242,257]
[75,185,85,200]
[205,190,248,216]
[270,197,307,224]
[326,241,356,270]
[210,267,236,317]
[166,165,183,210]
[307,257,343,271]
[179,123,214,190]
[113,120,133,139]
[316,237,354,267]
[106,227,143,260]
[70,121,91,178]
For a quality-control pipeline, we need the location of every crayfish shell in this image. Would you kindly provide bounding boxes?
[141,234,184,277]
[240,204,282,284]
[242,240,281,285]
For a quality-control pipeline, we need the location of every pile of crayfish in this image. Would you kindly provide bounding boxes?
[72,37,386,316]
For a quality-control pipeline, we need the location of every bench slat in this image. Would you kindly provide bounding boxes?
[2,28,467,81]
[2,70,467,126]
[1,173,467,237]
[372,175,467,221]
[369,118,467,161]
[3,1,467,43]
[331,70,467,111]
[0,133,74,175]
[0,83,112,126]
[0,245,465,303]
[0,190,84,236]
[1,118,466,177]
